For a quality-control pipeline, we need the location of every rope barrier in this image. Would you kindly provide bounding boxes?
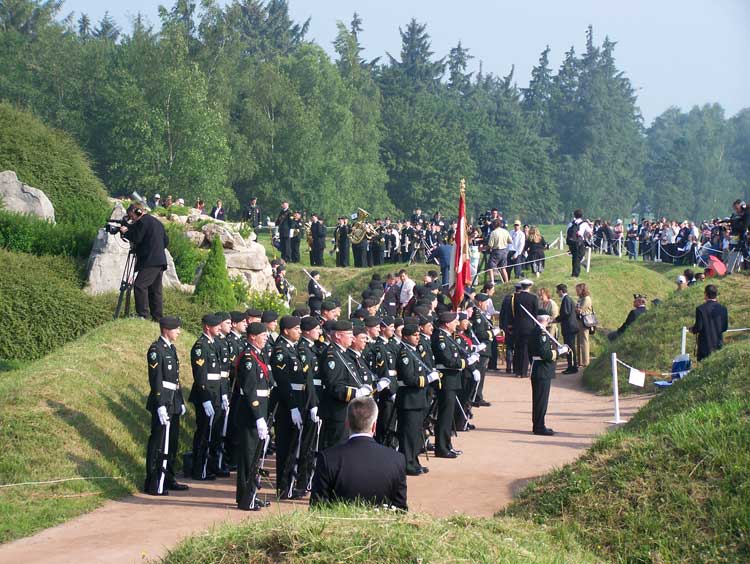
[0,476,128,489]
[615,357,685,377]
[472,250,571,279]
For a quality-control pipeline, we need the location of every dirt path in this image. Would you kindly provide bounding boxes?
[0,368,648,564]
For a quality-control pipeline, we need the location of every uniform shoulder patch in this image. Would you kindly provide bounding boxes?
[439,342,446,350]
[276,353,284,362]
[149,351,158,361]
[195,347,202,357]
[541,336,547,342]
[402,357,409,365]
[328,360,336,370]
[245,360,253,369]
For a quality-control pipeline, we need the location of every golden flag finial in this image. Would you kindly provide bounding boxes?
[460,178,466,195]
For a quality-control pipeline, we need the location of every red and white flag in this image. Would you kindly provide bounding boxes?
[451,179,471,310]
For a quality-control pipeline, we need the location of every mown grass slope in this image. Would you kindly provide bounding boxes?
[160,504,600,564]
[582,273,750,392]
[505,341,750,564]
[0,319,197,543]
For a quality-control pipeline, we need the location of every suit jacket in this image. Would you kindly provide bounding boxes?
[310,435,407,510]
[512,291,539,336]
[556,294,579,336]
[311,221,326,249]
[123,214,168,270]
[691,300,728,360]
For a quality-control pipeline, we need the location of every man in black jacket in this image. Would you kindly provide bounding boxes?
[120,203,169,321]
[310,214,326,266]
[690,284,729,361]
[511,279,539,377]
[310,396,407,510]
[555,284,579,374]
[276,202,293,262]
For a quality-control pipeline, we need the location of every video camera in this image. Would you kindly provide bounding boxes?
[104,217,130,235]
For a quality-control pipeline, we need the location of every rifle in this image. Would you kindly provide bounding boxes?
[306,419,323,491]
[157,419,171,495]
[216,406,230,470]
[249,434,271,510]
[285,425,305,498]
[202,412,214,480]
[301,268,331,298]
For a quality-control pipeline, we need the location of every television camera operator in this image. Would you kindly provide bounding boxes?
[118,202,169,321]
[727,199,750,270]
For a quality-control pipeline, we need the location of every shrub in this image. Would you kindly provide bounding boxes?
[153,205,191,217]
[0,210,98,259]
[0,250,110,361]
[230,273,250,305]
[0,102,110,226]
[246,289,290,317]
[193,237,236,310]
[164,223,204,284]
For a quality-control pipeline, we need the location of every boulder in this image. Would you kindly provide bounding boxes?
[185,230,206,247]
[0,170,56,222]
[202,222,247,250]
[196,240,275,293]
[84,205,190,295]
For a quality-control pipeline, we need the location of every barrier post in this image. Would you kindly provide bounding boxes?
[585,246,592,273]
[657,240,662,262]
[680,326,687,355]
[559,230,564,250]
[610,353,622,424]
[347,295,352,319]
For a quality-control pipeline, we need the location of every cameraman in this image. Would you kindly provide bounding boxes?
[728,199,750,270]
[120,203,169,321]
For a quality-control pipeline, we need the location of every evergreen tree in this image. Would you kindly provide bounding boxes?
[194,237,236,310]
[521,45,553,133]
[448,41,473,94]
[93,12,119,42]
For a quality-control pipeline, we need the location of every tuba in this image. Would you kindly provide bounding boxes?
[350,208,377,245]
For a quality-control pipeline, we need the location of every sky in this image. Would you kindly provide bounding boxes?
[58,0,750,125]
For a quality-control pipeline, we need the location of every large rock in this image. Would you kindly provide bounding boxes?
[84,205,189,295]
[0,170,56,222]
[202,222,247,250]
[185,230,206,247]
[210,240,276,293]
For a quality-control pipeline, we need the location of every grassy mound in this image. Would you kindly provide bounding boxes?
[0,102,110,226]
[161,504,599,564]
[0,250,110,362]
[0,319,197,543]
[582,274,750,392]
[504,341,750,563]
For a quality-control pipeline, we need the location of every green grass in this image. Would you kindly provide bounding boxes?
[160,504,600,564]
[504,341,750,564]
[582,273,750,393]
[0,319,198,543]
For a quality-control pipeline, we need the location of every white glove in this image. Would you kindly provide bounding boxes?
[472,369,481,382]
[427,370,440,383]
[310,406,320,423]
[468,353,480,366]
[180,404,186,416]
[356,384,373,398]
[221,394,229,411]
[202,400,215,418]
[557,345,571,355]
[291,407,303,428]
[324,291,331,298]
[256,417,268,440]
[492,327,501,336]
[390,393,397,402]
[475,343,487,352]
[157,405,169,426]
[376,378,391,392]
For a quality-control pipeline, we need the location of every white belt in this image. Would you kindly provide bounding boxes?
[313,379,322,386]
[256,389,270,397]
[162,381,178,390]
[291,383,305,391]
[532,356,542,361]
[388,370,397,377]
[207,373,221,381]
[220,371,229,379]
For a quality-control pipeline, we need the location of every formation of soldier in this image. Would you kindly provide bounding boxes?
[144,269,569,510]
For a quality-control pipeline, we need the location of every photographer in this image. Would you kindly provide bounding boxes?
[728,199,750,270]
[119,203,169,321]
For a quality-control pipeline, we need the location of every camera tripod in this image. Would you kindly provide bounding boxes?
[407,238,439,266]
[113,248,137,319]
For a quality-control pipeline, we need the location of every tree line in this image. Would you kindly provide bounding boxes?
[0,0,747,223]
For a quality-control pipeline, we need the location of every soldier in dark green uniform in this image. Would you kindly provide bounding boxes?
[271,316,306,498]
[189,314,223,480]
[223,311,248,470]
[396,324,439,475]
[319,321,373,449]
[235,322,272,510]
[296,316,323,491]
[144,316,189,495]
[529,314,568,436]
[471,294,494,407]
[431,312,479,458]
[212,312,232,477]
[367,317,399,446]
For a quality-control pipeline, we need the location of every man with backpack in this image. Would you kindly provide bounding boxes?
[566,209,591,277]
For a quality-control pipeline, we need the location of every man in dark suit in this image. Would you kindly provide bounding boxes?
[555,284,579,374]
[276,202,292,262]
[310,396,407,510]
[120,203,169,321]
[690,284,728,361]
[209,199,225,221]
[511,279,539,377]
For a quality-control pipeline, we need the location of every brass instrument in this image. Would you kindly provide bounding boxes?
[350,208,378,245]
